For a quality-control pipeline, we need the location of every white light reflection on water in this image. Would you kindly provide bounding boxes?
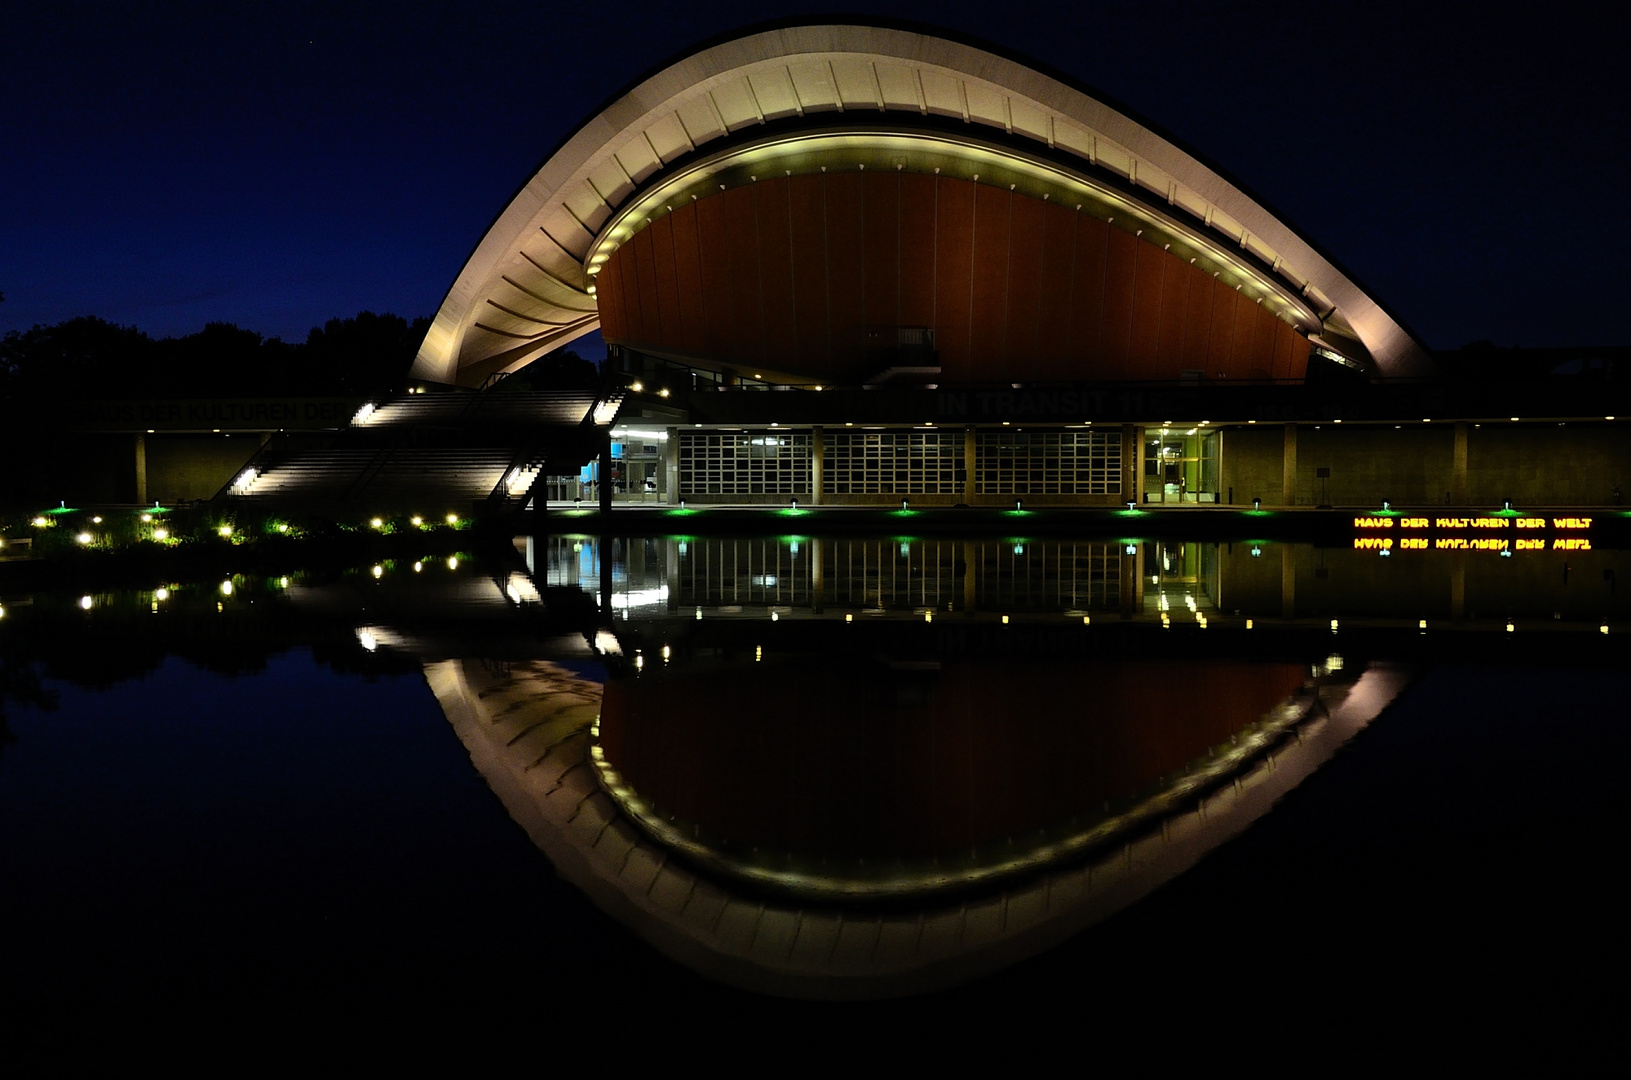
[0,536,1627,1014]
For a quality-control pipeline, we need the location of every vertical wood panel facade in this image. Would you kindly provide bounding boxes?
[597,175,1310,382]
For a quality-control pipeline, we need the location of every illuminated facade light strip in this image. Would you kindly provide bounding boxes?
[583,128,1323,332]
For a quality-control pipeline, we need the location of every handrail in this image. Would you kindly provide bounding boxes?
[210,431,288,502]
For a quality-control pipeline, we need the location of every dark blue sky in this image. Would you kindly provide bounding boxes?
[6,1,1626,353]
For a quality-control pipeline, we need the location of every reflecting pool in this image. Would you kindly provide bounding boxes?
[3,534,1628,1009]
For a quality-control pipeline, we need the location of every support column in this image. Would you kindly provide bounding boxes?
[598,437,613,514]
[1281,544,1296,619]
[532,485,548,531]
[134,433,147,506]
[811,426,824,506]
[1120,542,1140,619]
[664,427,680,505]
[963,428,977,503]
[962,540,977,613]
[666,538,681,612]
[1452,422,1469,505]
[1282,423,1298,507]
[1122,425,1139,504]
[598,537,613,618]
[811,537,825,613]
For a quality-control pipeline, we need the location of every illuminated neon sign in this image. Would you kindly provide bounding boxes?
[1352,515,1593,552]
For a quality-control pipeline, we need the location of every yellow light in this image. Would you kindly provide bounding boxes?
[370,517,384,529]
[630,381,643,392]
[1601,624,1610,635]
[447,556,458,570]
[635,654,644,670]
[771,612,779,622]
[1246,619,1254,629]
[32,516,47,527]
[924,611,933,623]
[1419,619,1428,629]
[219,580,233,596]
[1506,622,1515,633]
[411,516,423,527]
[80,596,93,610]
[279,577,288,588]
[658,388,670,398]
[1001,615,1010,624]
[371,565,383,578]
[155,588,169,601]
[845,613,853,623]
[141,514,152,522]
[446,514,458,525]
[277,523,289,533]
[413,561,422,572]
[1082,615,1090,625]
[153,528,169,541]
[92,516,103,524]
[661,645,671,660]
[218,525,232,537]
[755,646,762,661]
[76,532,92,544]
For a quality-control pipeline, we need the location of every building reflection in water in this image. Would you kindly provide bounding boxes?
[6,531,1621,998]
[443,532,1600,996]
[532,533,1628,628]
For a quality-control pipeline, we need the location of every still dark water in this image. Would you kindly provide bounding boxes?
[3,535,1628,1022]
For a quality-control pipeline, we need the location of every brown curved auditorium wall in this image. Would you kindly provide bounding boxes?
[595,172,1310,383]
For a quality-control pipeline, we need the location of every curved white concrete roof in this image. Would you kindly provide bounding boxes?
[414,23,1431,386]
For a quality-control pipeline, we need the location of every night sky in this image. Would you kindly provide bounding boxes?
[6,1,1626,354]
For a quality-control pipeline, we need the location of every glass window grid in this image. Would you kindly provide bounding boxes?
[680,431,812,496]
[976,430,1121,495]
[823,431,962,495]
[973,541,1122,611]
[824,539,962,610]
[677,538,811,607]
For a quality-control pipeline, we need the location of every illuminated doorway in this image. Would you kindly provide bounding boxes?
[1142,427,1219,503]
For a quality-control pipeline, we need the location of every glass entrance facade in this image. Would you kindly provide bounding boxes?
[1143,427,1219,503]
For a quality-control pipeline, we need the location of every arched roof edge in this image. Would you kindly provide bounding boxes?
[414,17,1433,385]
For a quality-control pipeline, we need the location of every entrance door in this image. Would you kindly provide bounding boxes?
[1142,428,1219,503]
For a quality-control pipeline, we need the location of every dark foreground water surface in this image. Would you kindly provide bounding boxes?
[3,535,1628,1027]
